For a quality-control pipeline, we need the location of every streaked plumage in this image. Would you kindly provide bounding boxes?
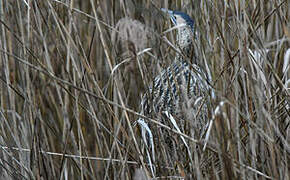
[140,9,210,130]
[140,59,209,130]
[137,9,211,171]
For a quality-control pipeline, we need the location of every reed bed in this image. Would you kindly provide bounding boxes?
[0,0,289,179]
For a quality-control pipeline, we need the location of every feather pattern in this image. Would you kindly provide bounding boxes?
[137,10,211,170]
[139,10,210,132]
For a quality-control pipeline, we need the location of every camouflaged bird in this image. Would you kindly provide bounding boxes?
[137,9,211,169]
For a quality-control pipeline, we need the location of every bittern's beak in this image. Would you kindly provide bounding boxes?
[161,8,177,26]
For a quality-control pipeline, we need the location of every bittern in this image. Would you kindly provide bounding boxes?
[137,8,211,170]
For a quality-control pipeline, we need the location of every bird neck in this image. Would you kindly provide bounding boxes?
[176,26,194,61]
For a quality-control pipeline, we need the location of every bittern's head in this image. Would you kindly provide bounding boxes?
[161,8,195,50]
[161,8,194,31]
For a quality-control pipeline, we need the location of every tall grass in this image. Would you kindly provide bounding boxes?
[0,0,289,179]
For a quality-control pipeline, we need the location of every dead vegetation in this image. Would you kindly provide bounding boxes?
[0,0,289,179]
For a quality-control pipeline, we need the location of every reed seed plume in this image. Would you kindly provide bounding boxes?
[112,17,150,52]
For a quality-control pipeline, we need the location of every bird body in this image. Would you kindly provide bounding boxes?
[140,58,209,129]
